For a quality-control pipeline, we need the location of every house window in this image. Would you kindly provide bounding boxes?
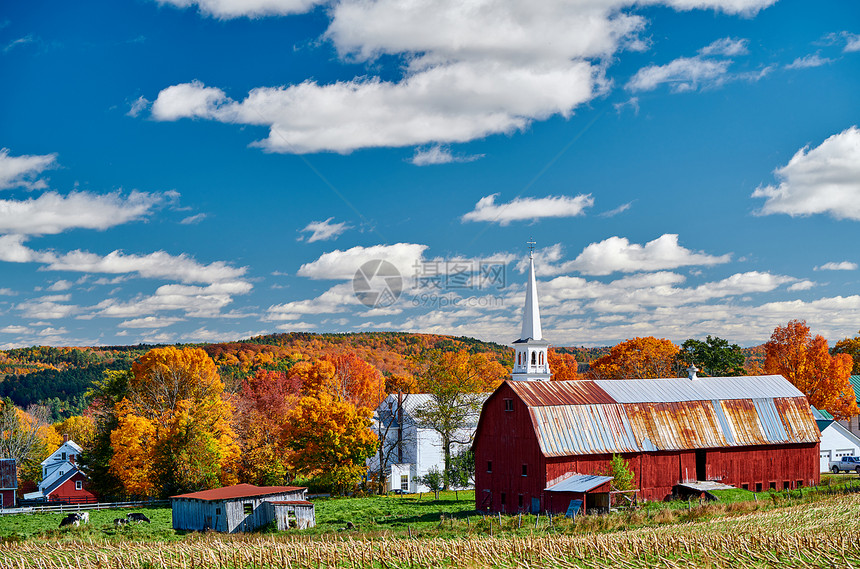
[75,480,82,491]
[243,503,253,515]
[522,464,528,477]
[504,399,514,412]
[62,452,67,460]
[487,461,492,473]
[401,475,409,492]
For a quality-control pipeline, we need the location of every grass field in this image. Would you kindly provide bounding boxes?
[0,475,858,567]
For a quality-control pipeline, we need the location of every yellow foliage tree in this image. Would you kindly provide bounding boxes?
[54,415,96,449]
[589,337,680,379]
[110,347,239,497]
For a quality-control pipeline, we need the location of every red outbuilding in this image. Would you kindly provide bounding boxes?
[474,247,820,514]
[0,459,17,508]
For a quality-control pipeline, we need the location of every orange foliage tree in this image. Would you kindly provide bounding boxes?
[548,349,581,381]
[764,320,859,420]
[322,352,386,410]
[832,330,860,375]
[589,337,681,379]
[54,415,96,449]
[282,393,377,493]
[109,347,239,497]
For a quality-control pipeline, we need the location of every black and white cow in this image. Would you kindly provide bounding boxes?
[114,518,128,526]
[59,513,81,528]
[127,512,151,523]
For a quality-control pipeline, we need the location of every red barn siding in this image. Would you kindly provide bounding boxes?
[0,490,14,508]
[48,472,97,504]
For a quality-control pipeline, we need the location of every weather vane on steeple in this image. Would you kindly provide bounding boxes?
[527,238,536,258]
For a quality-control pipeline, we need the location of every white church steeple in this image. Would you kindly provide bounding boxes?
[511,241,551,381]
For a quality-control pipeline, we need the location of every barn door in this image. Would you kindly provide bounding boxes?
[531,497,540,514]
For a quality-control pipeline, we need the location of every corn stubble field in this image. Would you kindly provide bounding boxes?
[1,492,859,569]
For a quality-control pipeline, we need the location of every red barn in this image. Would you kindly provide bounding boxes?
[0,459,17,508]
[474,376,821,513]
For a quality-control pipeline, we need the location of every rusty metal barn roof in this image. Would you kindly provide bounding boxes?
[506,377,818,457]
[171,484,306,501]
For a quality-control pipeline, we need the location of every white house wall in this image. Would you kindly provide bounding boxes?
[819,423,860,472]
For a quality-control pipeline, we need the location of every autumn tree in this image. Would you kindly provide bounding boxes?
[832,330,860,375]
[764,320,859,420]
[414,350,505,489]
[589,337,681,379]
[322,352,386,409]
[79,369,131,498]
[54,415,96,449]
[282,393,377,494]
[679,335,745,377]
[108,347,239,497]
[548,349,581,381]
[0,400,48,486]
[235,369,301,486]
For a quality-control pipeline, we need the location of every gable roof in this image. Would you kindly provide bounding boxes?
[171,483,305,501]
[850,376,860,403]
[494,376,819,457]
[375,393,489,425]
[41,441,83,466]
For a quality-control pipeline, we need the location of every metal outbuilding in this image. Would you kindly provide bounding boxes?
[171,484,313,533]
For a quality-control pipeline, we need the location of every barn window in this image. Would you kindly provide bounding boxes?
[243,503,253,515]
[504,399,513,412]
[796,480,803,488]
[755,483,762,493]
[518,494,523,508]
[487,461,492,473]
[769,482,776,490]
[522,464,528,477]
[75,480,82,491]
[741,484,748,491]
[500,493,506,505]
[783,481,790,490]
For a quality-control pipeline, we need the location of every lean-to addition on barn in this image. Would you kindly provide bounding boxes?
[171,484,315,532]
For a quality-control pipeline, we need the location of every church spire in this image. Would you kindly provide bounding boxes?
[511,241,551,381]
[520,243,542,342]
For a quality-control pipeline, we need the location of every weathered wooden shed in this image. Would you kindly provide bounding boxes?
[171,484,311,533]
[474,375,821,513]
[270,500,316,530]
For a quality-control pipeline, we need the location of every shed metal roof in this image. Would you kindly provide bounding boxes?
[171,484,306,501]
[545,474,613,493]
[504,377,819,457]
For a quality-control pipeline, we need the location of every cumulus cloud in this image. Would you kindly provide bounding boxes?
[47,280,73,291]
[752,126,860,220]
[95,281,253,319]
[299,217,351,243]
[17,295,77,320]
[147,0,775,154]
[785,54,832,69]
[118,316,183,328]
[816,261,858,271]
[411,146,483,166]
[0,191,164,235]
[155,0,326,19]
[551,234,731,276]
[266,283,358,319]
[297,243,427,280]
[0,148,57,190]
[0,325,30,334]
[462,194,594,225]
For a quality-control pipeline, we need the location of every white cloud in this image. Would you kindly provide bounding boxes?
[299,218,351,243]
[411,146,483,166]
[785,54,832,69]
[0,190,164,235]
[699,37,748,56]
[462,193,594,225]
[37,326,68,337]
[752,126,860,220]
[0,148,57,190]
[155,0,326,19]
[788,280,815,291]
[297,243,427,280]
[599,201,633,217]
[0,234,38,263]
[3,35,34,54]
[118,316,183,328]
[47,280,73,291]
[845,33,860,52]
[95,281,253,318]
[816,261,858,271]
[146,0,778,154]
[547,234,731,276]
[127,96,151,118]
[627,56,732,92]
[17,295,77,320]
[180,213,207,225]
[0,325,30,334]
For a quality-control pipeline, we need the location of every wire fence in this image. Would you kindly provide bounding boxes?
[0,499,169,515]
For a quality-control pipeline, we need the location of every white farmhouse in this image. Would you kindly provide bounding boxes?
[812,407,860,472]
[368,392,487,493]
[24,436,95,503]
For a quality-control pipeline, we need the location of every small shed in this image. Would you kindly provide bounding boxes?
[171,484,312,533]
[0,459,17,509]
[544,474,613,515]
[270,500,316,530]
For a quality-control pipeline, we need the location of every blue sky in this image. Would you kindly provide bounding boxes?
[1,0,858,349]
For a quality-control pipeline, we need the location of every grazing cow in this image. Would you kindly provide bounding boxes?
[59,513,80,528]
[114,518,128,526]
[78,512,90,524]
[127,512,151,523]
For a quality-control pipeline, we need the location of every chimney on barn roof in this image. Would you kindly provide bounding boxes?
[687,364,699,381]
